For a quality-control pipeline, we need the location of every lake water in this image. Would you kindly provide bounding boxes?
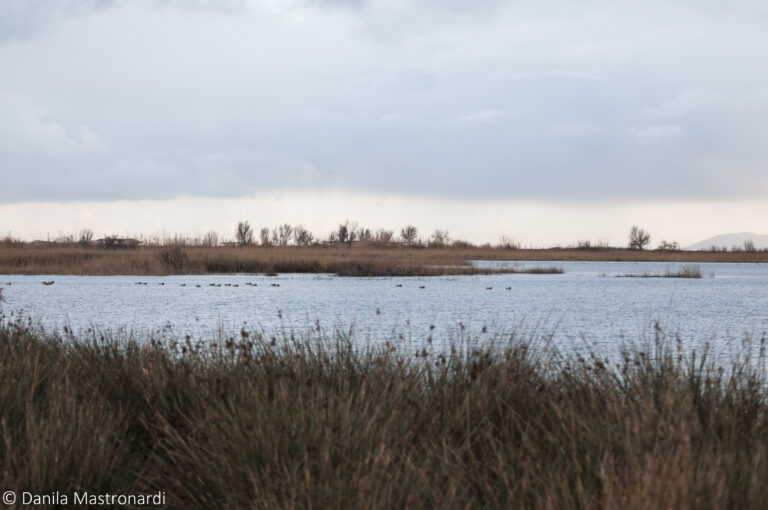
[1,261,766,355]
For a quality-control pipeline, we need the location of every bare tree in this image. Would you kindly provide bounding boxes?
[336,220,360,244]
[333,220,358,245]
[628,225,651,250]
[79,229,94,245]
[356,226,372,242]
[336,223,349,243]
[430,230,449,247]
[744,239,757,252]
[375,228,394,244]
[276,224,293,246]
[400,225,418,246]
[202,231,219,247]
[236,221,254,246]
[293,225,314,246]
[260,227,272,246]
[498,235,519,249]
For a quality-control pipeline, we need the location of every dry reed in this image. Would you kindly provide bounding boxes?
[621,264,705,278]
[1,316,768,509]
[0,244,568,276]
[0,243,762,276]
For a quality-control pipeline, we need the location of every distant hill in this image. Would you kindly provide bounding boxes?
[686,232,768,251]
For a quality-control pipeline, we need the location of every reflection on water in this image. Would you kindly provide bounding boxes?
[1,261,767,355]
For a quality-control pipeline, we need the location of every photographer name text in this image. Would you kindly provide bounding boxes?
[3,490,166,507]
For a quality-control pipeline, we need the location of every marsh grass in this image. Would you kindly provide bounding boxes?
[621,264,705,278]
[1,243,762,276]
[2,317,768,509]
[667,264,704,278]
[0,244,570,276]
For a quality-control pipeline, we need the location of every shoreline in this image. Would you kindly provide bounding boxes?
[0,244,765,276]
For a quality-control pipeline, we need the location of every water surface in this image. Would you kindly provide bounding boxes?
[2,261,766,354]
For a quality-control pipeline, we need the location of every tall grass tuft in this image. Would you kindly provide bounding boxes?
[158,246,189,273]
[666,264,703,278]
[1,318,768,508]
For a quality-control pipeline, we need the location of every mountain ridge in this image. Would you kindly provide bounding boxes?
[686,232,768,251]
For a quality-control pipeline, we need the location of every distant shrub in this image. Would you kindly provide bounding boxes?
[374,229,394,244]
[429,230,449,247]
[451,239,475,249]
[498,235,520,249]
[658,240,680,251]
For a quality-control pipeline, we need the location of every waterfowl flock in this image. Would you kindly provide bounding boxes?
[36,279,515,292]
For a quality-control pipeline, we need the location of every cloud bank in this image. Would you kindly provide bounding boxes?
[1,0,767,203]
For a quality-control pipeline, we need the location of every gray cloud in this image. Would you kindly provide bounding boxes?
[1,0,768,203]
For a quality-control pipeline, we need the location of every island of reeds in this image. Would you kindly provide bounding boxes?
[1,317,768,509]
[619,264,706,278]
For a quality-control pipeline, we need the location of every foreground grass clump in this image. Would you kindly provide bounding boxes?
[2,320,768,509]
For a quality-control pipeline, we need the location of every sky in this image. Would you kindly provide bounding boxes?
[1,0,767,245]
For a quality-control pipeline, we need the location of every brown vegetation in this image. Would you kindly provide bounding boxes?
[0,243,571,276]
[2,318,768,509]
[0,241,765,276]
[620,264,705,279]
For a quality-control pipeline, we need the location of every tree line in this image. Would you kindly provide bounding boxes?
[16,224,760,252]
[233,220,440,248]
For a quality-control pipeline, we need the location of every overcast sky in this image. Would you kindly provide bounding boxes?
[1,0,767,243]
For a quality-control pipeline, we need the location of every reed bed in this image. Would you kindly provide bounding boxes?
[665,264,704,278]
[621,264,705,279]
[1,316,768,509]
[0,243,764,276]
